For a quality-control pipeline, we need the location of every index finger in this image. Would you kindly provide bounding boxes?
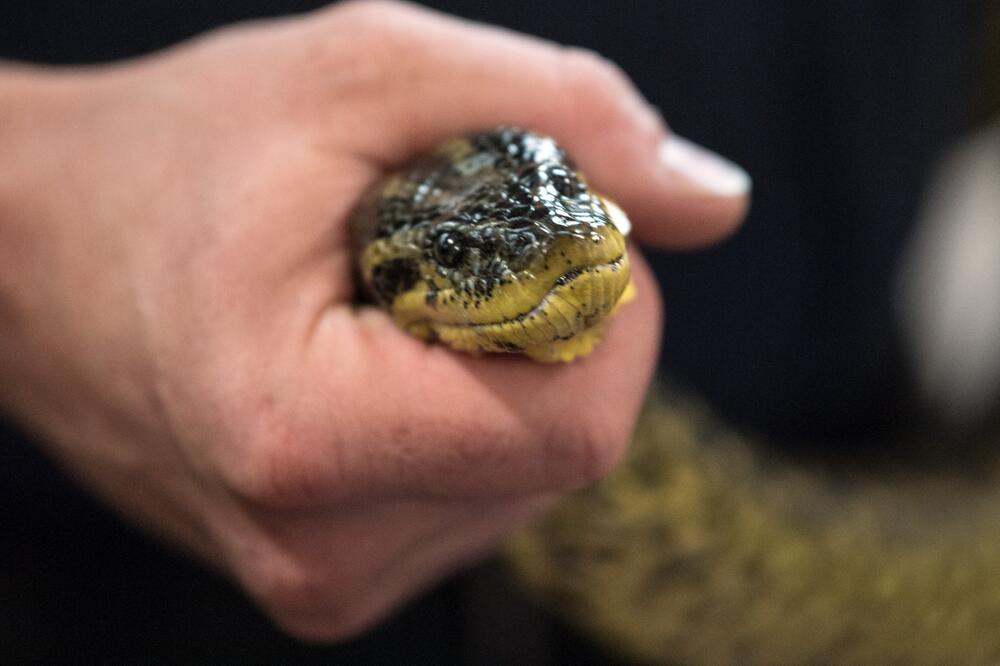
[308,0,751,248]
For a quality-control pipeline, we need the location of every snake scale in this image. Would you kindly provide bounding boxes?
[351,128,1000,664]
[351,127,634,362]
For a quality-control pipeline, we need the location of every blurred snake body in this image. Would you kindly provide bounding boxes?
[350,127,634,362]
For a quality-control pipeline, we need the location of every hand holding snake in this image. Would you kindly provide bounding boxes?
[0,0,747,641]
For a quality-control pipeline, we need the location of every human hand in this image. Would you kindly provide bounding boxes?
[0,0,748,640]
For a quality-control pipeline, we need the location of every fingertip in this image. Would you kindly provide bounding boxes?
[313,0,751,249]
[631,188,751,249]
[601,131,751,249]
[659,134,752,198]
[640,133,751,247]
[563,125,751,250]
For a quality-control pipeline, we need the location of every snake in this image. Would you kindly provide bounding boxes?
[350,127,634,362]
[351,128,1000,663]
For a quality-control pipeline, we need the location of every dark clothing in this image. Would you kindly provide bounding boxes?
[0,1,982,662]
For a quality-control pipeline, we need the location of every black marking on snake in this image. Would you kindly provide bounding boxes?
[372,258,420,306]
[554,268,583,287]
[422,255,623,328]
[425,285,438,307]
[356,128,615,301]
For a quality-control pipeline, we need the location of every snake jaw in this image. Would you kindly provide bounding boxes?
[415,266,633,362]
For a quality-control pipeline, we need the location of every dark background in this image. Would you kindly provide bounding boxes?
[0,1,989,662]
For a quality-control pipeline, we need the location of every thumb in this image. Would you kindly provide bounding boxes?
[320,0,751,248]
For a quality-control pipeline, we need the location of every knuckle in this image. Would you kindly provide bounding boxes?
[326,0,421,50]
[240,545,373,641]
[253,556,324,616]
[217,417,334,509]
[560,47,633,104]
[334,0,413,22]
[581,417,631,483]
[304,20,396,70]
[274,612,372,644]
[556,47,649,137]
[300,2,426,105]
[543,412,629,489]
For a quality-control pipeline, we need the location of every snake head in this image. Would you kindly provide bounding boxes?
[352,128,634,361]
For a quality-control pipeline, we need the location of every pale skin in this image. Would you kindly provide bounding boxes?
[0,1,748,641]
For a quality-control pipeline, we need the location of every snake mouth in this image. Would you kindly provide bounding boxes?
[415,251,633,358]
[435,254,626,329]
[468,255,627,328]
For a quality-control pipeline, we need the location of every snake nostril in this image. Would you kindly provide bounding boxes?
[371,258,420,305]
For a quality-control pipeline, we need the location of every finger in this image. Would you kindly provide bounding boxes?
[312,0,751,248]
[230,494,553,641]
[301,246,662,501]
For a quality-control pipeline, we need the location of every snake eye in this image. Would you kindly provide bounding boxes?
[433,230,466,268]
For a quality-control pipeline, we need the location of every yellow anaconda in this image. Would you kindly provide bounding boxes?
[352,128,1000,663]
[351,127,634,362]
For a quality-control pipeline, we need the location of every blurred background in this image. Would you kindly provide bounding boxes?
[2,0,998,663]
